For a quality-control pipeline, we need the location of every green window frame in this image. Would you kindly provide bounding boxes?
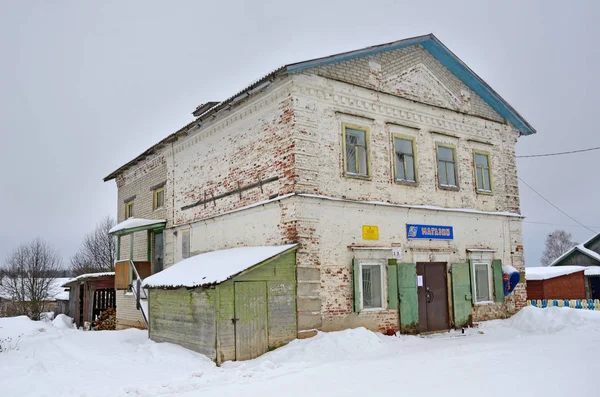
[393,135,417,184]
[342,124,370,178]
[153,187,165,210]
[125,201,134,219]
[472,261,492,303]
[436,143,458,189]
[473,151,493,194]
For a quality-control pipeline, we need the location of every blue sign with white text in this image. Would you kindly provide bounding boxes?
[406,224,453,240]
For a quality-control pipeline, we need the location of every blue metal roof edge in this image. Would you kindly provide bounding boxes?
[285,35,535,136]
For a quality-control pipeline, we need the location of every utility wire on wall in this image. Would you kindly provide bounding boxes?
[517,146,600,158]
[518,177,596,233]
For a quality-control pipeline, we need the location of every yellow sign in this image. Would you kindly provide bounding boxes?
[362,225,379,240]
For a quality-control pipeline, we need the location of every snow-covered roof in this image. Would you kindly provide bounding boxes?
[525,266,585,281]
[549,243,600,267]
[62,272,115,287]
[143,244,297,289]
[0,278,71,301]
[109,218,166,234]
[549,232,600,267]
[585,267,600,276]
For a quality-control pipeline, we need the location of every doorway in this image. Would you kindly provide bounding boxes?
[153,232,163,273]
[78,284,85,327]
[416,262,449,333]
[589,276,600,299]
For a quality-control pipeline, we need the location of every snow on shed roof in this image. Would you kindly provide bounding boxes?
[143,244,297,289]
[525,266,585,281]
[109,218,165,235]
[62,272,115,287]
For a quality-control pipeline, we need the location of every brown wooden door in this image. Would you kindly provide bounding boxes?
[417,262,449,333]
[234,281,268,360]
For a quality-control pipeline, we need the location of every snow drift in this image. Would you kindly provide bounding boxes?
[1,306,599,397]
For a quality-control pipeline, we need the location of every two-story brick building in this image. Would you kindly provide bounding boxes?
[104,34,533,351]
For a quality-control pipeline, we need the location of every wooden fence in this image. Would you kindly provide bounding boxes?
[527,299,600,310]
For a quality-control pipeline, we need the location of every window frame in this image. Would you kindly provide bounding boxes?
[125,201,134,219]
[392,133,418,185]
[342,123,371,179]
[435,143,459,190]
[472,260,493,304]
[473,150,493,195]
[358,261,386,311]
[153,187,165,210]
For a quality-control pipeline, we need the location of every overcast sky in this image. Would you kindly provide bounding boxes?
[1,0,598,268]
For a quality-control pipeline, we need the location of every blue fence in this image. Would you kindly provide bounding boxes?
[527,299,600,310]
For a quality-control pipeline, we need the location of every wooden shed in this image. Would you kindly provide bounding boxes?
[62,272,116,328]
[525,266,586,300]
[143,244,297,364]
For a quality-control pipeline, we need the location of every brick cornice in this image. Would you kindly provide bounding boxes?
[293,79,516,141]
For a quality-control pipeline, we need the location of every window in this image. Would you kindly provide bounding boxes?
[393,135,416,183]
[360,262,384,310]
[181,229,190,259]
[153,187,165,210]
[437,145,458,188]
[473,262,492,303]
[343,125,369,177]
[125,201,134,218]
[474,152,492,193]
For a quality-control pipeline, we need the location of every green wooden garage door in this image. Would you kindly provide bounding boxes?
[234,281,268,360]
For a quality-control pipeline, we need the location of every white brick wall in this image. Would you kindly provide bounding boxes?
[110,42,527,333]
[291,73,521,214]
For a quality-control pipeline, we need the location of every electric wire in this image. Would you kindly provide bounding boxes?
[516,146,600,158]
[518,177,596,233]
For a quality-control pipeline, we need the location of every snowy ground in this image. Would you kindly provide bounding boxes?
[1,307,599,397]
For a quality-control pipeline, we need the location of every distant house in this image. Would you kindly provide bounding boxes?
[0,277,70,318]
[550,232,600,298]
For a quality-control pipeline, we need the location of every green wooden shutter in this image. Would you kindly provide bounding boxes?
[451,263,473,328]
[468,260,476,305]
[492,259,504,302]
[353,258,361,312]
[387,260,398,310]
[397,263,418,334]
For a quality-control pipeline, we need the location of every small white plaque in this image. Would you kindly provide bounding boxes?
[392,247,402,260]
[417,275,423,287]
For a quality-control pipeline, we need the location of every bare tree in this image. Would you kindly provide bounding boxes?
[70,216,116,276]
[541,230,577,266]
[2,238,63,320]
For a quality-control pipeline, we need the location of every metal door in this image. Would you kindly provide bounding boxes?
[417,262,450,332]
[153,232,163,273]
[234,281,268,361]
